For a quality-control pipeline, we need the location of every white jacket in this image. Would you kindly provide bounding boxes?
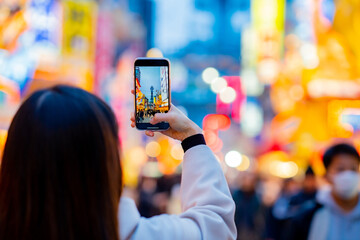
[119,145,237,240]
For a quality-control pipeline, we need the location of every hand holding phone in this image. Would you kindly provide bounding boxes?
[134,58,170,130]
[130,104,202,141]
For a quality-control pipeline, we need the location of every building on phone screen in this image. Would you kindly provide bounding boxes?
[160,67,168,110]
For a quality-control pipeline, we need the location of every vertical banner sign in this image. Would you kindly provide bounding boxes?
[94,10,115,94]
[62,0,97,91]
[252,0,285,84]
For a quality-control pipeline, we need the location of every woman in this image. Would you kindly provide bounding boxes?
[0,85,236,240]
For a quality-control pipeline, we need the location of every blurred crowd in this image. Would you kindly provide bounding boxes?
[130,168,305,239]
[130,143,360,240]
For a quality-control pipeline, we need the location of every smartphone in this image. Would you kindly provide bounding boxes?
[134,58,170,130]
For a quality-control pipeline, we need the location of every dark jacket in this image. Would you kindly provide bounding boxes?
[233,190,266,240]
[285,202,324,240]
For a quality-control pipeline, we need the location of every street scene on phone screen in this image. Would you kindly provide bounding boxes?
[135,66,169,123]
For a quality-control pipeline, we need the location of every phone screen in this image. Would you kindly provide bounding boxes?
[135,59,170,130]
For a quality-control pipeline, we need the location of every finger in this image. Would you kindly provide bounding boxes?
[131,90,135,95]
[130,112,135,121]
[145,130,155,137]
[150,113,170,125]
[131,122,135,128]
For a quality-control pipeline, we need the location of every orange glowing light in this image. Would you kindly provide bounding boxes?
[258,150,299,178]
[259,151,290,163]
[289,85,304,101]
[210,138,223,153]
[328,100,360,138]
[203,114,231,153]
[170,144,184,161]
[309,151,326,177]
[146,48,163,58]
[203,114,231,131]
[237,155,251,171]
[157,138,183,175]
[123,146,148,187]
[145,141,161,158]
[0,76,20,103]
[269,160,298,178]
[271,113,301,144]
[203,130,218,145]
[0,130,8,160]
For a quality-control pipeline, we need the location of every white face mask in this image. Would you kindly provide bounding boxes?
[333,171,360,200]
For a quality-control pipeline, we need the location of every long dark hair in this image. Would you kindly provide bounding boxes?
[0,85,122,240]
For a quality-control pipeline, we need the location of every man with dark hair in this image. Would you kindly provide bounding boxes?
[323,143,360,170]
[286,143,360,240]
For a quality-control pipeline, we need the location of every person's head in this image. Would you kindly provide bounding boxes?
[303,166,317,193]
[324,143,360,200]
[240,172,258,193]
[0,85,122,240]
[282,178,299,196]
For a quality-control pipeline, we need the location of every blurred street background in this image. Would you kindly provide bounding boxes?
[0,0,360,239]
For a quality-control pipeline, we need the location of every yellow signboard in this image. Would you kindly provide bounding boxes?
[62,0,97,58]
[251,0,286,83]
[252,0,286,33]
[333,0,360,74]
[61,0,97,91]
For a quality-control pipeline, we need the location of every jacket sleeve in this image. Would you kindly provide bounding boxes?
[123,145,236,240]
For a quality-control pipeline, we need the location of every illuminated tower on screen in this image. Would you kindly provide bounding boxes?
[150,86,154,107]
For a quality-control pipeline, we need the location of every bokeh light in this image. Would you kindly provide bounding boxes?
[145,141,161,158]
[269,160,299,178]
[203,114,231,131]
[257,59,279,84]
[128,147,148,166]
[170,144,184,161]
[225,151,243,168]
[203,130,218,145]
[202,67,219,84]
[219,87,237,103]
[236,155,251,171]
[210,77,228,93]
[300,43,319,69]
[146,48,164,58]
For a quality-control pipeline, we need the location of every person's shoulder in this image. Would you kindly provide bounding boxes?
[292,202,323,232]
[293,201,323,222]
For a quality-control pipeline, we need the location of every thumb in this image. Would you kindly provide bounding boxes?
[150,113,170,124]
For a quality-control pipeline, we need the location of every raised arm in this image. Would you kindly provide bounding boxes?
[123,105,236,240]
[179,138,236,240]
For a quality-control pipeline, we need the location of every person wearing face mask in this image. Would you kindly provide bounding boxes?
[285,143,360,240]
